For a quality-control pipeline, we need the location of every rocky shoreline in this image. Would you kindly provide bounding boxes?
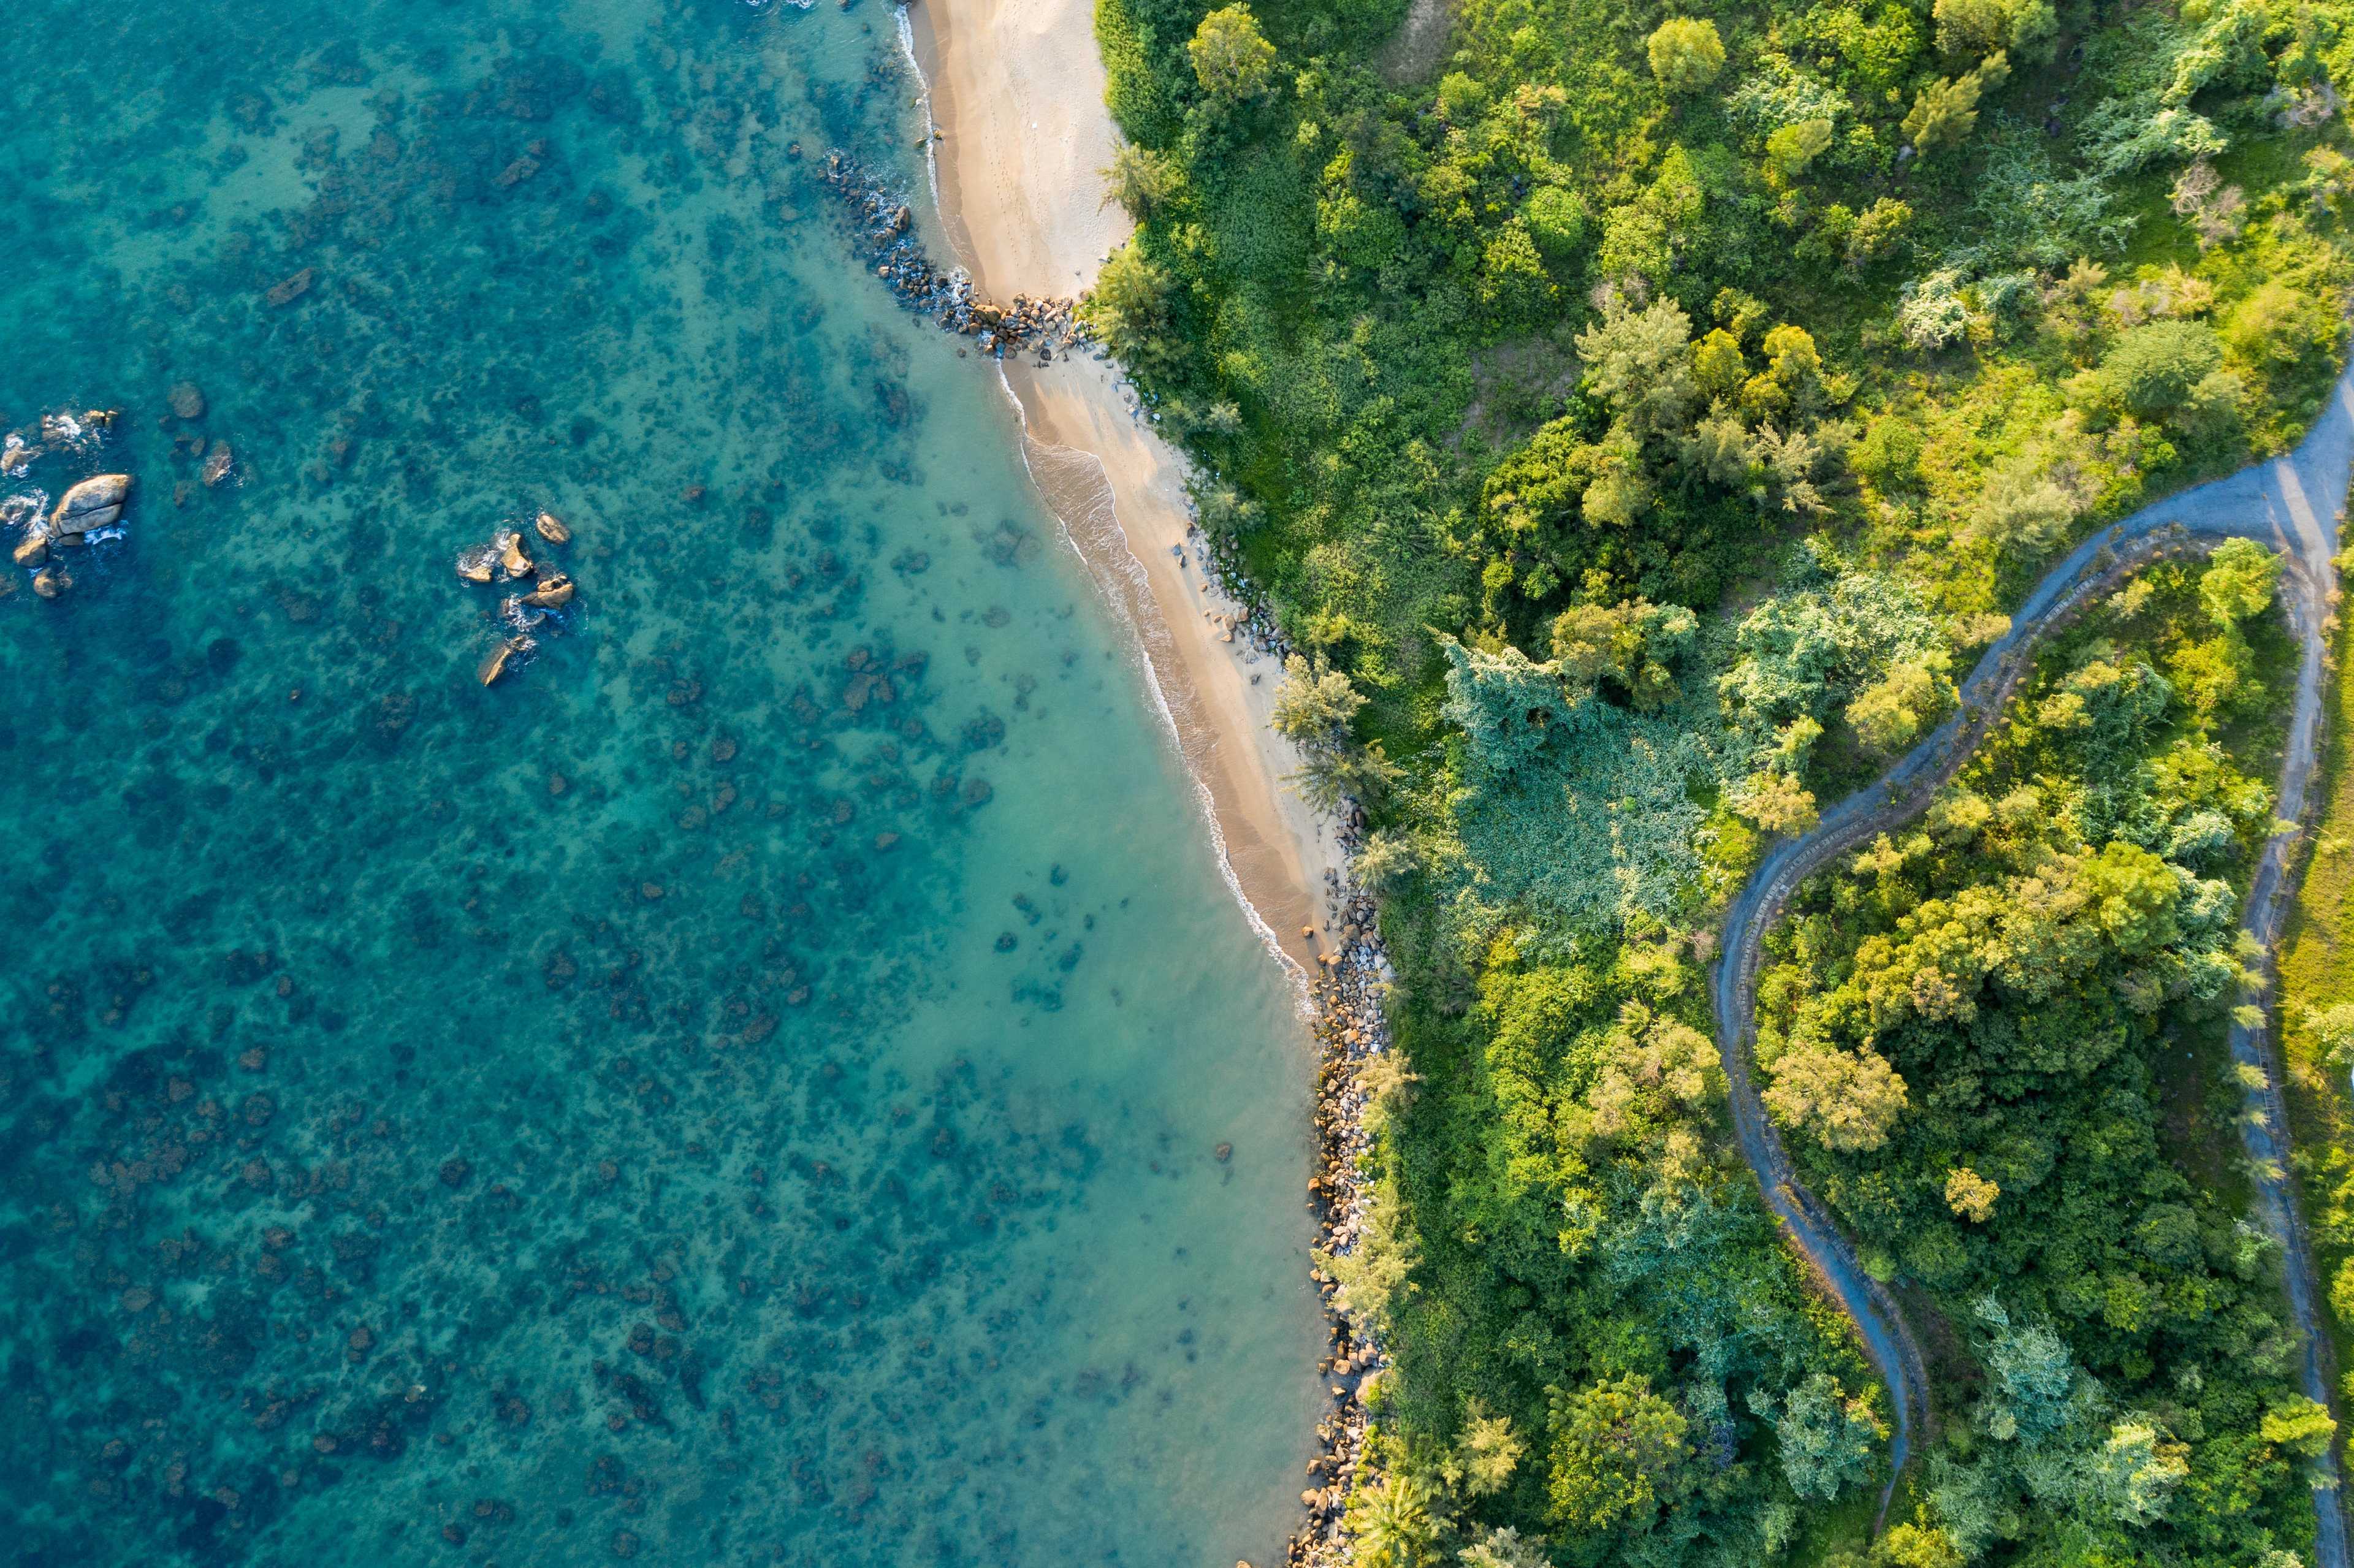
[1179,525,1398,1568]
[813,148,1089,364]
[820,123,1396,1568]
[1293,862,1390,1568]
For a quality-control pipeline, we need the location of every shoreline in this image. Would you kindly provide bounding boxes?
[894,6,1397,1561]
[901,0,1349,983]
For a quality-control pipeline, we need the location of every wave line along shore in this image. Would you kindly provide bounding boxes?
[900,0,1347,979]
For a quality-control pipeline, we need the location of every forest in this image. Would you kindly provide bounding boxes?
[1080,0,2354,1561]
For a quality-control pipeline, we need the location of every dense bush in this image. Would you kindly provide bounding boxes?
[1083,0,2354,1556]
[1753,554,2312,1564]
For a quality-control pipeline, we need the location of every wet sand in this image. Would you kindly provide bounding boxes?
[904,0,1348,976]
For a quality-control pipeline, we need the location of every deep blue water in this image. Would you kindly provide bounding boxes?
[0,4,1322,1563]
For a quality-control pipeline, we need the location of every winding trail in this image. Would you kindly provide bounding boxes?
[1712,360,2354,1554]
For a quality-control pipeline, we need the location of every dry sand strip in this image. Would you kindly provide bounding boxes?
[902,0,1349,981]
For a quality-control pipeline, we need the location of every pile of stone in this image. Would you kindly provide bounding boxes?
[1287,863,1393,1566]
[454,509,577,685]
[813,148,1091,363]
[6,460,132,602]
[1,406,113,479]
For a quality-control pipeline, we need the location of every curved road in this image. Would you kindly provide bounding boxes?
[1713,361,2354,1555]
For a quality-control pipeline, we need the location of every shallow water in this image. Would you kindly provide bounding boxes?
[0,4,1323,1563]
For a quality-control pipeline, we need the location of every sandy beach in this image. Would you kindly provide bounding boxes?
[903,0,1349,975]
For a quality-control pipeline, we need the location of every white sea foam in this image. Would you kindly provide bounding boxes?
[986,361,1316,1013]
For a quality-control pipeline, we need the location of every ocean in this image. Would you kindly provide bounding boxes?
[0,2,1324,1563]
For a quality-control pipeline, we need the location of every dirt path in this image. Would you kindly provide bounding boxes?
[1713,363,2354,1551]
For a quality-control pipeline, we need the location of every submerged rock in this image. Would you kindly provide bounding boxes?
[266,267,315,307]
[0,493,41,531]
[201,442,235,487]
[169,382,207,421]
[32,566,69,599]
[478,634,534,687]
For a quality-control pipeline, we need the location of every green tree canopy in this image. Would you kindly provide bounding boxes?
[1547,1374,1692,1532]
[2200,536,2280,626]
[2104,321,2225,416]
[1758,1372,1886,1500]
[1271,652,1367,745]
[1647,18,1727,94]
[1187,5,1277,102]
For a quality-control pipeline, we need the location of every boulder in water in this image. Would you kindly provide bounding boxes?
[455,545,497,584]
[12,531,48,568]
[478,634,534,687]
[534,509,571,544]
[51,473,129,535]
[31,566,69,599]
[201,442,235,487]
[496,530,533,579]
[523,573,574,609]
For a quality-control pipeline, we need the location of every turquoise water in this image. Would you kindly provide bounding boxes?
[0,4,1324,1564]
